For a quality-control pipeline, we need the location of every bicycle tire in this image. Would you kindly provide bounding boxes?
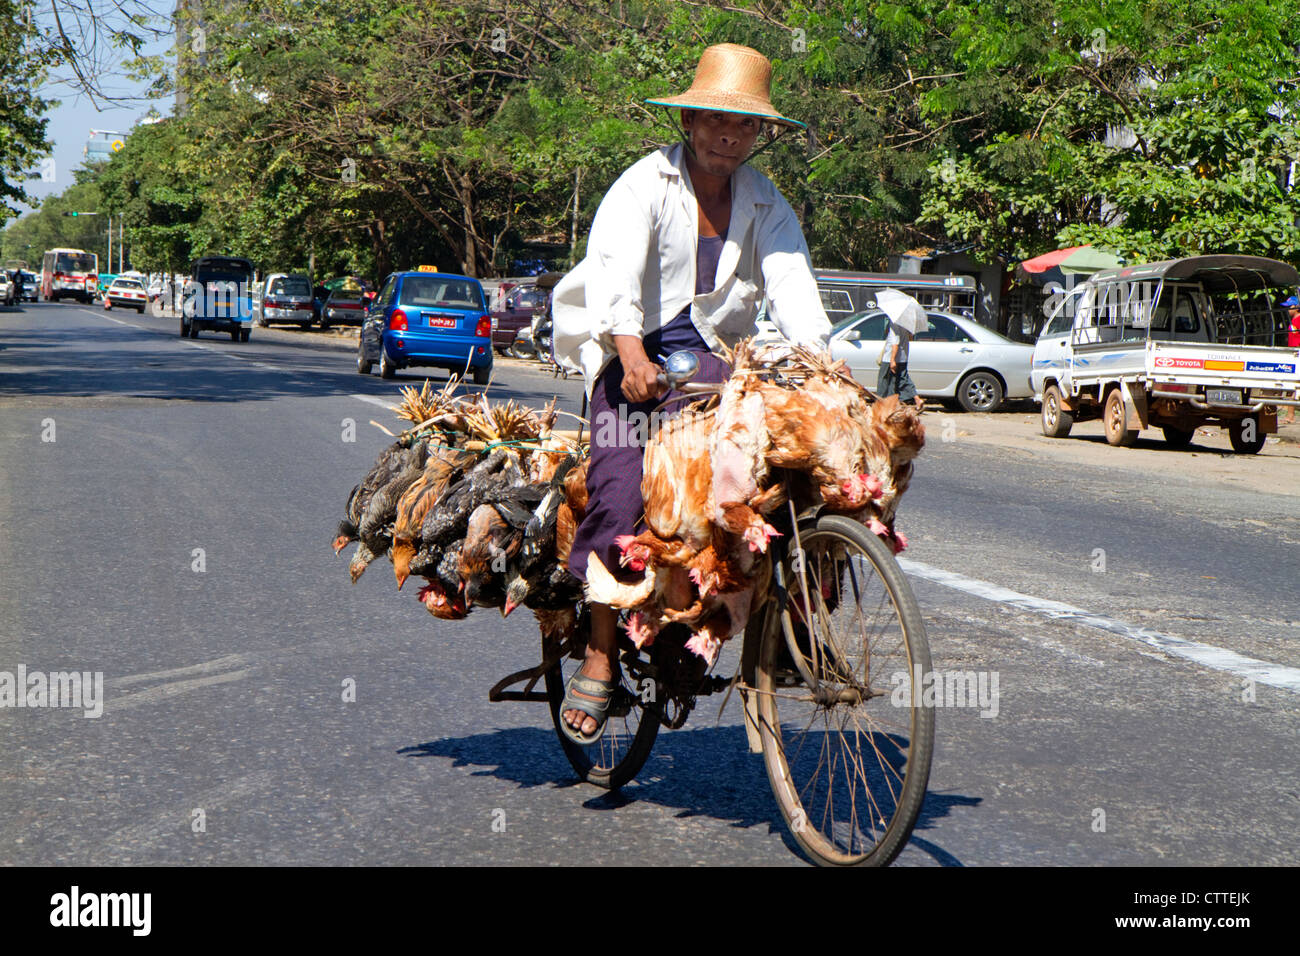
[545,616,661,790]
[756,513,934,866]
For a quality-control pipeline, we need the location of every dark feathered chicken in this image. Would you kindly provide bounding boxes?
[357,440,428,551]
[391,447,475,589]
[436,542,463,593]
[332,438,415,555]
[419,450,529,544]
[332,483,362,554]
[502,456,581,616]
[457,478,548,605]
[339,439,429,582]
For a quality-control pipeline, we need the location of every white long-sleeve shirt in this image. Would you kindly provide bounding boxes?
[552,141,831,393]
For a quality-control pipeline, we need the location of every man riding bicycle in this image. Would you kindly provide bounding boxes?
[551,43,832,745]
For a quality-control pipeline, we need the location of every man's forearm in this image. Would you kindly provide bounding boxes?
[613,333,652,370]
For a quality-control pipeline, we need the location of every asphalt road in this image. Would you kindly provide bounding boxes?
[1,299,1296,866]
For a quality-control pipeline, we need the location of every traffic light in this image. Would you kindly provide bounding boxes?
[64,211,78,217]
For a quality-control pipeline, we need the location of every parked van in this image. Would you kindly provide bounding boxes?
[1031,255,1300,453]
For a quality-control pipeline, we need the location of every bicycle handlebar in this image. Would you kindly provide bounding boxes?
[655,372,717,394]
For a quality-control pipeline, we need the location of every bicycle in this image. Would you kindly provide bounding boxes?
[489,364,935,865]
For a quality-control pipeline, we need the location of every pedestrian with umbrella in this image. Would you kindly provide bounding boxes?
[875,288,927,411]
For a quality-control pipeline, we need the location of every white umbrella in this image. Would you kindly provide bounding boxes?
[875,288,928,335]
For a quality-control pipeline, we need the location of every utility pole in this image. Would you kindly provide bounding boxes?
[569,167,582,269]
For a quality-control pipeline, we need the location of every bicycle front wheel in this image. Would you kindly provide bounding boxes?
[756,514,934,866]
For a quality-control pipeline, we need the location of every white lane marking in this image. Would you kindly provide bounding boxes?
[899,558,1300,694]
[107,669,253,712]
[180,340,280,370]
[351,393,399,411]
[108,653,250,689]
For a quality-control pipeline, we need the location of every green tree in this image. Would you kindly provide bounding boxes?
[1,170,109,264]
[94,119,204,272]
[911,0,1300,262]
[1,0,55,222]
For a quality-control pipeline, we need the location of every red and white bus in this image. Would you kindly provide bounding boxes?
[41,248,99,303]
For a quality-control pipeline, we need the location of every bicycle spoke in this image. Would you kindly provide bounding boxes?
[761,522,932,865]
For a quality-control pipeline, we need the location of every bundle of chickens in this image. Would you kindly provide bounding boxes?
[331,377,591,641]
[331,343,924,669]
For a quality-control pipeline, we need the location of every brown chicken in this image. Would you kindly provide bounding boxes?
[553,457,589,569]
[459,504,513,607]
[853,393,926,553]
[758,379,878,512]
[418,579,468,620]
[586,401,720,620]
[600,374,781,658]
[710,368,780,552]
[600,343,927,665]
[391,447,475,589]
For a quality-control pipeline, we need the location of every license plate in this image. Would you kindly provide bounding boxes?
[1207,388,1242,405]
[426,315,457,328]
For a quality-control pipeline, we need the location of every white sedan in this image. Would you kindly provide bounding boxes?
[829,309,1035,411]
[103,277,149,314]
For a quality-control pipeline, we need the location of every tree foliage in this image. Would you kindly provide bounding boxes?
[1,0,56,221]
[5,0,1298,281]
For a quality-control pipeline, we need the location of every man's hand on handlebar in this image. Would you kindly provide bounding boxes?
[613,333,667,403]
[622,359,666,403]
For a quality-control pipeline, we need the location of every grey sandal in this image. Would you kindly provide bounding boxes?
[560,669,620,746]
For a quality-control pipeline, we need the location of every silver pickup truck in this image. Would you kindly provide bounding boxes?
[1031,255,1300,453]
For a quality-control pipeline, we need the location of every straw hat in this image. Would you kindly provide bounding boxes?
[644,43,805,130]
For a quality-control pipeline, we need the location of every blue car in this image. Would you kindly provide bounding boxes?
[358,271,493,384]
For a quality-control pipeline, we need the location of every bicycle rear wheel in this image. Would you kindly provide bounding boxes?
[756,514,934,866]
[545,612,660,790]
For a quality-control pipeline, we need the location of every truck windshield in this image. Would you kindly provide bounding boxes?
[194,258,253,284]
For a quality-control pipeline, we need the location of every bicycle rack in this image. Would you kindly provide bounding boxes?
[487,636,574,703]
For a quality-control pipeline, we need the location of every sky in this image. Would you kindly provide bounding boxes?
[17,6,176,216]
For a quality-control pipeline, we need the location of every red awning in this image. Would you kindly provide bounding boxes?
[1018,245,1092,274]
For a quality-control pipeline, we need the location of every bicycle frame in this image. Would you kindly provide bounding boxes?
[486,461,848,746]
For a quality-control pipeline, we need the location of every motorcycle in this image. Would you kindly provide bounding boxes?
[533,312,553,358]
[510,327,538,360]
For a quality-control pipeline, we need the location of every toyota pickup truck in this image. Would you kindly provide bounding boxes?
[1031,255,1300,453]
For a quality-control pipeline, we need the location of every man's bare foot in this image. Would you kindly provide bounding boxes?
[563,603,619,738]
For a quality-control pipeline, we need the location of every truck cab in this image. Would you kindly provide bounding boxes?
[181,256,255,341]
[1032,255,1300,453]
